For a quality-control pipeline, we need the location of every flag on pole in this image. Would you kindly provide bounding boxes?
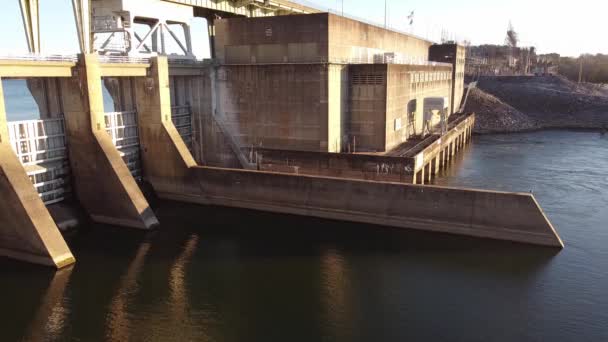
[407,10,415,25]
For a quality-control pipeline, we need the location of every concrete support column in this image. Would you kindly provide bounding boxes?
[0,78,75,268]
[415,168,424,185]
[189,73,211,165]
[424,163,432,183]
[207,19,216,59]
[134,56,197,200]
[60,54,158,229]
[433,156,440,176]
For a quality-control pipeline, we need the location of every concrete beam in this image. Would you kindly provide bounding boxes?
[168,63,210,76]
[60,54,158,229]
[100,63,151,77]
[0,78,75,268]
[0,60,75,78]
[134,56,197,197]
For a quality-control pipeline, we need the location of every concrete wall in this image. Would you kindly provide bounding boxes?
[214,13,432,64]
[248,147,415,183]
[349,64,452,152]
[399,64,453,137]
[327,14,431,63]
[348,64,387,152]
[214,14,329,64]
[153,165,563,248]
[216,64,333,152]
[429,44,466,113]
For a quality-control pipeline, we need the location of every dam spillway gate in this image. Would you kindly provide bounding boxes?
[7,117,71,205]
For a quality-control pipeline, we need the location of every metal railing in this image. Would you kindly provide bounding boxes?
[98,55,150,64]
[104,111,142,180]
[7,117,71,205]
[0,54,78,62]
[171,105,193,151]
[222,56,452,67]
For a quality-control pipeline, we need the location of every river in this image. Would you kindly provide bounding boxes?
[1,130,608,341]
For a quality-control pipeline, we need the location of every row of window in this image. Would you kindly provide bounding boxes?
[410,80,451,92]
[410,71,452,84]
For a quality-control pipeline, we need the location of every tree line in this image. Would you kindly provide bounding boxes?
[559,54,608,84]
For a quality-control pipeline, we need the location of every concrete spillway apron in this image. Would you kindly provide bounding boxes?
[0,78,75,268]
[60,54,158,229]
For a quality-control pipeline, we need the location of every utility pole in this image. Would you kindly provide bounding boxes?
[384,0,387,28]
[578,56,583,83]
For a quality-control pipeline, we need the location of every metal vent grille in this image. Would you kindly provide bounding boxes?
[352,74,385,85]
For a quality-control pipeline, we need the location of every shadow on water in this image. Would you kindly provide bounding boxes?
[161,199,558,260]
[1,196,559,341]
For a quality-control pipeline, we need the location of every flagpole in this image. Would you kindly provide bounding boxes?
[384,0,387,28]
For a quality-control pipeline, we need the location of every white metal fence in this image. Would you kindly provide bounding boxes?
[171,105,193,151]
[104,111,142,180]
[8,117,71,205]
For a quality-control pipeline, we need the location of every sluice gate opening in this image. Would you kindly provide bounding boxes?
[104,110,142,180]
[171,105,193,151]
[7,117,72,205]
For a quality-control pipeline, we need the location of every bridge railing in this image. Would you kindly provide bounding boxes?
[0,54,78,62]
[7,117,71,205]
[98,55,150,64]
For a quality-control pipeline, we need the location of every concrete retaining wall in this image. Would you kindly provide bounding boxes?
[156,165,563,248]
[249,148,415,183]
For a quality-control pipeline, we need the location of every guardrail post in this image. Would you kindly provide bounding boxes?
[0,77,75,268]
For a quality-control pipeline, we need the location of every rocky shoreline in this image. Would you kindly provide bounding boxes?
[465,76,608,134]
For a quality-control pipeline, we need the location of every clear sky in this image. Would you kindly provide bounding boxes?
[0,0,605,57]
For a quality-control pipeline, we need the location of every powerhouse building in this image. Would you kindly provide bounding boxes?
[212,13,465,153]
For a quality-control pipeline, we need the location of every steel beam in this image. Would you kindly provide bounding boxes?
[18,0,40,53]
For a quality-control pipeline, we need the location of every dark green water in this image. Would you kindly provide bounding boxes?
[2,130,608,341]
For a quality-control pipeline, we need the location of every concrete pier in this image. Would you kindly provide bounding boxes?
[60,54,158,229]
[0,79,75,268]
[134,56,197,197]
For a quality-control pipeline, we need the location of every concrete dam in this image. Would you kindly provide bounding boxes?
[0,0,563,268]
